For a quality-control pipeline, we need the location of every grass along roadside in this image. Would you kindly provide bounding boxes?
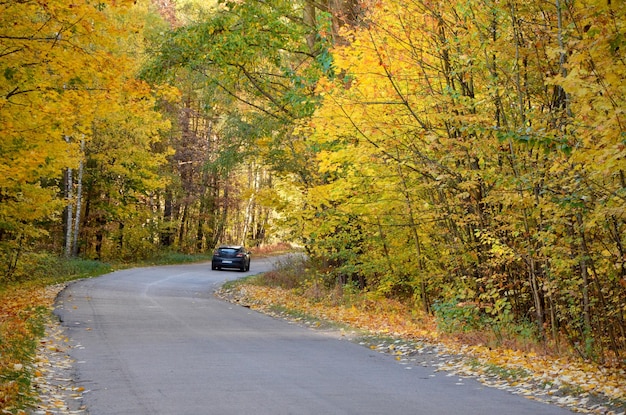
[216,276,626,415]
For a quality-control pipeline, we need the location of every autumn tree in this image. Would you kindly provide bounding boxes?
[302,0,625,361]
[1,0,172,273]
[140,0,365,250]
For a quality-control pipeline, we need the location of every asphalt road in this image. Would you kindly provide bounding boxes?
[54,256,574,415]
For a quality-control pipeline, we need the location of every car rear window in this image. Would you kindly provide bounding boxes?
[218,248,238,255]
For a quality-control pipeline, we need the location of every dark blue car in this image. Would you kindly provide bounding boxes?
[211,245,251,271]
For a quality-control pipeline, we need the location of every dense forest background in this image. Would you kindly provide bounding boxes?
[1,0,624,362]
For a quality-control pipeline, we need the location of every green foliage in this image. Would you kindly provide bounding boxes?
[433,300,484,333]
[143,0,321,122]
[257,255,308,290]
[138,0,333,254]
[1,252,112,285]
[142,0,333,184]
[138,251,213,266]
[479,361,531,383]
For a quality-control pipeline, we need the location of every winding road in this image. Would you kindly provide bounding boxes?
[54,256,573,414]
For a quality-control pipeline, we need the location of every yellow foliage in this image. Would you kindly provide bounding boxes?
[297,0,626,363]
[0,0,172,257]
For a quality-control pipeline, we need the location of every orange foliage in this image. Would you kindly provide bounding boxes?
[0,285,57,411]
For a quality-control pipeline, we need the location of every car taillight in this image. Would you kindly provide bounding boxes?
[236,253,243,257]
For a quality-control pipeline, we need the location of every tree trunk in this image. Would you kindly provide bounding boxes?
[241,166,259,245]
[178,200,189,251]
[304,1,317,54]
[64,166,73,258]
[575,213,592,340]
[72,137,85,257]
[161,190,174,247]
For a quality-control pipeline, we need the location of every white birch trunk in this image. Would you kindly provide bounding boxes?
[71,137,85,256]
[64,136,73,258]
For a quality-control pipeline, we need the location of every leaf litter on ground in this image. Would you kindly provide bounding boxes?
[24,284,86,415]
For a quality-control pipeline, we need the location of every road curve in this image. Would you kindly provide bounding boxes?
[54,256,573,415]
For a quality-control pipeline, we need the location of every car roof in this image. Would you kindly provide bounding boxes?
[218,245,243,249]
